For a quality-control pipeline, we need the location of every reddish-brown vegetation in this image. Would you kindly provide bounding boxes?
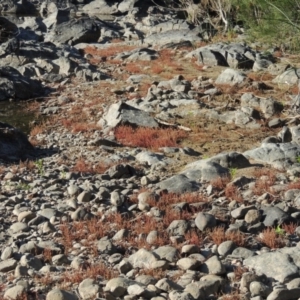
[258,227,286,249]
[114,125,187,150]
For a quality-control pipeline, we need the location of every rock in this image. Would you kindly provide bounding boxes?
[199,255,225,275]
[97,237,117,255]
[82,0,118,15]
[167,220,189,236]
[182,160,229,182]
[46,289,78,300]
[240,272,260,290]
[186,43,255,68]
[155,278,183,292]
[9,222,29,234]
[128,248,159,269]
[0,122,35,161]
[106,164,135,179]
[244,142,300,169]
[118,259,132,274]
[144,29,202,47]
[177,258,200,270]
[136,151,169,166]
[244,252,299,283]
[157,174,200,193]
[105,277,141,297]
[215,68,247,85]
[231,247,255,259]
[169,291,194,300]
[18,211,36,222]
[184,275,223,299]
[231,205,256,219]
[127,284,146,297]
[266,288,300,300]
[0,66,44,101]
[20,253,43,270]
[153,246,179,262]
[77,191,91,203]
[195,212,216,231]
[110,190,125,206]
[4,285,26,300]
[261,206,291,227]
[52,254,70,266]
[45,17,101,45]
[78,279,100,299]
[1,247,13,260]
[250,281,271,297]
[245,209,262,225]
[98,101,158,129]
[217,241,235,257]
[273,68,300,85]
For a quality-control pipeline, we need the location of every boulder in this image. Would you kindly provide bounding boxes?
[244,252,299,283]
[0,66,44,101]
[98,101,159,129]
[157,174,200,193]
[215,68,247,85]
[0,122,35,161]
[45,17,102,45]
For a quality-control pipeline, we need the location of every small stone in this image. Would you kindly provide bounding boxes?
[195,212,216,231]
[245,209,261,225]
[217,241,235,257]
[177,258,200,270]
[77,191,91,203]
[110,190,124,206]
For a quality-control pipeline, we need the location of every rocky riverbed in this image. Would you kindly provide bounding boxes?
[1,1,300,300]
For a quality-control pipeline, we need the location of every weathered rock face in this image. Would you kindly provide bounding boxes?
[0,0,36,15]
[99,101,159,129]
[0,122,34,161]
[44,17,102,45]
[82,0,142,15]
[0,66,44,101]
[0,16,18,42]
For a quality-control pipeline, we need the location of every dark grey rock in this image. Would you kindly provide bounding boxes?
[157,174,200,193]
[99,101,158,129]
[0,66,44,101]
[0,122,34,161]
[261,206,291,227]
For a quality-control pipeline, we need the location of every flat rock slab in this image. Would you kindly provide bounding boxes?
[273,68,300,85]
[99,101,158,129]
[243,142,300,169]
[215,68,247,86]
[157,174,200,193]
[182,160,229,182]
[0,258,17,272]
[186,42,256,68]
[0,66,44,101]
[243,252,299,283]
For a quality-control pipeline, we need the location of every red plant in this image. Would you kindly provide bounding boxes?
[114,126,187,150]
